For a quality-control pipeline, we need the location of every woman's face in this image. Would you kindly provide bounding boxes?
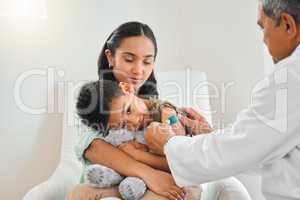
[106,36,155,90]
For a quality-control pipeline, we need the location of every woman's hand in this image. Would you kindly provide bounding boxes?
[179,107,213,134]
[141,167,185,200]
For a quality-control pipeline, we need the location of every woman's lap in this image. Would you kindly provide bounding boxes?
[67,185,121,200]
[67,177,250,200]
[67,184,168,200]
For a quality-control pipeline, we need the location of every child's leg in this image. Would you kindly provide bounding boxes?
[118,177,147,200]
[84,164,123,188]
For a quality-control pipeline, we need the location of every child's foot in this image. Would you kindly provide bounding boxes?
[118,177,146,200]
[84,164,123,188]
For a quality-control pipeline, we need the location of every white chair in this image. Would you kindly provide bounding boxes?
[23,70,251,200]
[23,107,82,200]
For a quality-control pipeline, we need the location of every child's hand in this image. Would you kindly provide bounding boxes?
[118,142,140,159]
[161,107,177,123]
[130,140,149,152]
[118,140,148,160]
[161,107,186,136]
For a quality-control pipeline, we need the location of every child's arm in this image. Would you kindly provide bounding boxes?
[135,150,170,172]
[85,139,185,199]
[119,141,170,172]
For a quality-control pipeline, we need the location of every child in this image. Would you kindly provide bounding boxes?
[76,80,203,200]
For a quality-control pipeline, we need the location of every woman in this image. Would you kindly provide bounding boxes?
[68,22,185,200]
[68,22,251,200]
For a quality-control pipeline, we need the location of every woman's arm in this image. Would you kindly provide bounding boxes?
[85,139,148,177]
[84,139,185,199]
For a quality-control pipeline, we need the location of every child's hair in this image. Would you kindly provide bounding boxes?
[76,80,122,135]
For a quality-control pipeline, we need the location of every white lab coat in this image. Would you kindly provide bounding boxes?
[165,45,300,200]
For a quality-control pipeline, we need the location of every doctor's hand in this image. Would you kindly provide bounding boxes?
[179,107,213,135]
[144,122,175,156]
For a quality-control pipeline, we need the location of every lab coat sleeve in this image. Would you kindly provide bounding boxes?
[164,66,300,187]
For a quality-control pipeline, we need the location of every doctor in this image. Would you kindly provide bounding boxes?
[144,1,300,199]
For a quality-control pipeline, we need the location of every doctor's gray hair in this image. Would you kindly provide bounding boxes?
[261,0,300,26]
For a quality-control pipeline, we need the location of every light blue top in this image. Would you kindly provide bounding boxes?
[75,129,145,165]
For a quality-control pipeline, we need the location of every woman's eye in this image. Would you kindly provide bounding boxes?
[144,60,153,65]
[125,57,134,62]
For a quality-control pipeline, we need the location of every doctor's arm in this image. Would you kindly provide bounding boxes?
[145,75,300,186]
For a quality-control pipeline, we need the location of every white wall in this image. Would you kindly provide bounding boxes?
[177,1,266,200]
[0,0,266,199]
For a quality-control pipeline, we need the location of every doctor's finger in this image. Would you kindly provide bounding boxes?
[179,115,197,129]
[182,107,206,121]
[179,115,212,134]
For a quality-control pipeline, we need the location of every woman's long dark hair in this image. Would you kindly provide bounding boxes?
[98,21,159,99]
